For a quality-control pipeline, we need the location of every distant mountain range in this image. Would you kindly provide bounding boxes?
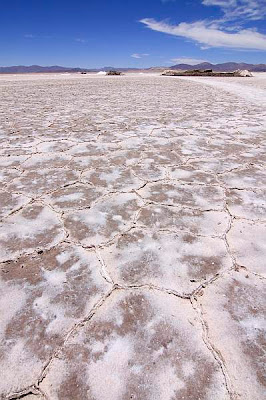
[0,62,266,74]
[0,65,95,73]
[170,62,266,72]
[0,65,139,73]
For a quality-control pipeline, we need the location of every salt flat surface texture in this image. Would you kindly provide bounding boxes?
[0,73,265,400]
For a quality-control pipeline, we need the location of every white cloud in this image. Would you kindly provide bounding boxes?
[131,53,149,58]
[140,0,266,51]
[75,38,88,43]
[202,0,266,21]
[171,57,208,65]
[24,34,52,39]
[140,18,266,50]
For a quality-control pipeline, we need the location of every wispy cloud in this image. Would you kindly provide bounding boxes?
[24,34,53,39]
[140,0,266,51]
[75,38,88,43]
[171,57,208,65]
[131,53,150,58]
[202,0,266,21]
[140,18,266,50]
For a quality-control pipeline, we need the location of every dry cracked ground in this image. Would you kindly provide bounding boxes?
[0,73,265,400]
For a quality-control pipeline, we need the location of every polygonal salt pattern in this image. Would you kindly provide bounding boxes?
[0,73,265,399]
[0,243,111,397]
[40,289,229,400]
[199,270,266,400]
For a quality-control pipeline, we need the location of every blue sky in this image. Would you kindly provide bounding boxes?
[1,0,266,67]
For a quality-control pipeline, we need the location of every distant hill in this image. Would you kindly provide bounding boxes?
[0,65,96,73]
[102,66,139,71]
[170,62,266,72]
[0,65,140,74]
[0,62,265,74]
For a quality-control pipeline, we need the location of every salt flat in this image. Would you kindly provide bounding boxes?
[0,73,265,400]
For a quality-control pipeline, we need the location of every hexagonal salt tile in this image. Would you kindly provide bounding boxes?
[36,140,76,153]
[187,158,242,174]
[138,182,225,210]
[0,244,111,397]
[21,153,72,169]
[63,193,144,247]
[131,161,166,181]
[199,270,266,400]
[0,191,30,219]
[136,205,230,236]
[45,183,105,211]
[0,168,21,186]
[81,165,143,192]
[0,203,65,262]
[226,189,266,220]
[40,289,229,400]
[7,168,79,196]
[227,220,266,276]
[101,228,232,294]
[0,155,29,168]
[141,148,183,167]
[168,165,218,185]
[220,165,266,189]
